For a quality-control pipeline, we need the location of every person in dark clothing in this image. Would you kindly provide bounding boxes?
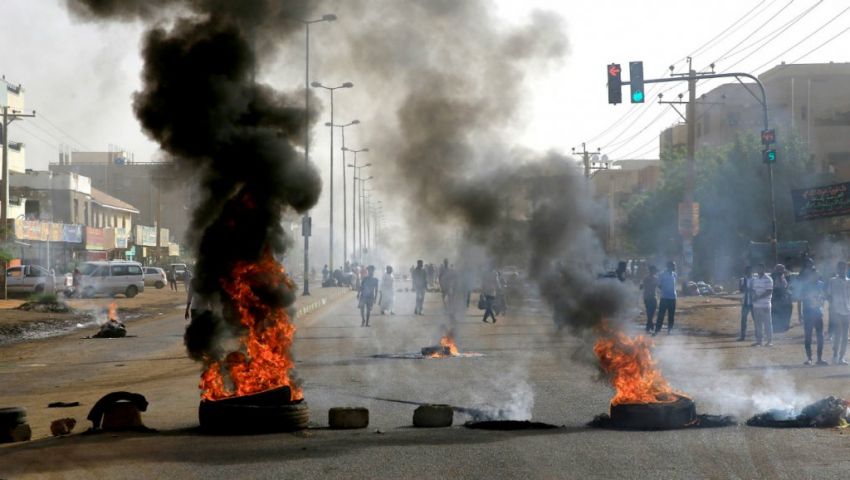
[771,264,791,333]
[411,260,427,315]
[800,265,827,365]
[480,268,499,324]
[168,266,178,291]
[653,261,677,336]
[615,261,628,282]
[738,266,754,341]
[358,265,379,327]
[641,265,659,333]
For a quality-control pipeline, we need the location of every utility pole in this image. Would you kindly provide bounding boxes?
[571,143,602,179]
[684,59,697,278]
[1,104,35,300]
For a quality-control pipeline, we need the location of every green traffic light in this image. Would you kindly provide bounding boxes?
[632,91,644,102]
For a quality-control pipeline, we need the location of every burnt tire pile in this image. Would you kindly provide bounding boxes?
[199,387,309,434]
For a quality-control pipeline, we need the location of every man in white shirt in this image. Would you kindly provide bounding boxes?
[828,261,850,364]
[751,263,774,347]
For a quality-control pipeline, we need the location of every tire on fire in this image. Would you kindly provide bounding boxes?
[328,407,369,429]
[609,396,696,430]
[199,399,309,433]
[413,404,453,428]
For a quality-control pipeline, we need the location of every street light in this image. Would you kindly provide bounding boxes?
[359,181,375,263]
[297,12,336,296]
[326,120,359,269]
[345,147,369,262]
[311,82,353,273]
[353,175,373,263]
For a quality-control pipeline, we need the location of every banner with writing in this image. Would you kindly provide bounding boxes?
[791,182,850,221]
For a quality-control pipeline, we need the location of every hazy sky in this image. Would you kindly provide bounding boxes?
[0,1,847,231]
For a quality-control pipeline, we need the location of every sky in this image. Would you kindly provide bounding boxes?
[0,0,847,253]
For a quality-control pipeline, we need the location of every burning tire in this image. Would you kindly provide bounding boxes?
[199,390,309,434]
[413,404,453,428]
[609,395,697,430]
[328,407,369,429]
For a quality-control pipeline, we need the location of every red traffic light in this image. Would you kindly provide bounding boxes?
[761,129,776,145]
[608,65,621,77]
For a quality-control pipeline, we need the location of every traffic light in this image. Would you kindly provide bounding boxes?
[763,149,777,164]
[629,61,644,103]
[607,63,622,104]
[761,129,776,145]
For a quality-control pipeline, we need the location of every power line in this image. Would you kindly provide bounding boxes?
[619,133,661,159]
[36,113,92,151]
[790,23,850,63]
[26,119,85,151]
[682,0,777,62]
[709,0,798,65]
[751,6,850,73]
[14,124,59,151]
[606,109,673,155]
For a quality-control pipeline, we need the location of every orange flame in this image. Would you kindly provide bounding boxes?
[426,332,460,358]
[593,325,680,405]
[199,252,302,402]
[108,302,118,322]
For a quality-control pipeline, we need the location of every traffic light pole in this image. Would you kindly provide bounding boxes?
[619,69,776,263]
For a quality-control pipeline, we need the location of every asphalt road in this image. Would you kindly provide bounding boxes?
[2,285,850,479]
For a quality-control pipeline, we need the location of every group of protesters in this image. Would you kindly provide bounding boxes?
[737,258,850,365]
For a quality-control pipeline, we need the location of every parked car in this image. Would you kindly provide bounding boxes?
[79,260,145,298]
[5,265,59,294]
[143,267,167,289]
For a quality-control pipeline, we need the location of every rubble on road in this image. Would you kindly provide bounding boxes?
[50,418,76,436]
[92,319,127,338]
[747,396,850,428]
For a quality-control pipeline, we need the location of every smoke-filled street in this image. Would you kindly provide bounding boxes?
[3,286,850,478]
[3,0,850,478]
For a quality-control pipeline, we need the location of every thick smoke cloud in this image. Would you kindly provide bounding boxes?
[67,0,322,359]
[323,0,633,332]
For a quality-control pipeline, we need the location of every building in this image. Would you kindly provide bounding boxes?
[50,152,194,248]
[591,159,661,253]
[1,78,28,219]
[659,62,850,174]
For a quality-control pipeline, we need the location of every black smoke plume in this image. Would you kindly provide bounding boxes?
[66,0,322,359]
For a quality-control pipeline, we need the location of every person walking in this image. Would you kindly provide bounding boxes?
[379,266,395,315]
[827,261,850,365]
[168,266,178,291]
[183,268,193,292]
[641,265,659,333]
[751,263,774,347]
[412,260,427,315]
[653,261,677,336]
[799,264,826,365]
[480,268,499,324]
[358,265,379,327]
[738,266,754,341]
[771,264,791,333]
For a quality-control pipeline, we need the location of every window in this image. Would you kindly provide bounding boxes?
[127,265,142,275]
[6,267,21,278]
[25,200,40,220]
[111,265,130,276]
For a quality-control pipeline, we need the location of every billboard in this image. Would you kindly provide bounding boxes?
[85,227,105,251]
[135,225,158,247]
[63,225,83,243]
[791,182,850,221]
[114,227,128,249]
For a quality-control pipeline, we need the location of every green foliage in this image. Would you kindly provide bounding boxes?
[623,128,825,280]
[28,292,59,304]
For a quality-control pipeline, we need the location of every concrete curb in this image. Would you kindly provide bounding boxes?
[294,287,352,319]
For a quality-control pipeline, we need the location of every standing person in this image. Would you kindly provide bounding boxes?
[641,265,659,334]
[412,260,427,315]
[751,263,774,347]
[770,264,791,333]
[379,266,395,315]
[72,268,82,298]
[438,258,450,307]
[828,261,850,365]
[183,268,193,292]
[358,265,379,327]
[738,266,754,341]
[480,268,499,324]
[800,265,827,365]
[653,261,678,336]
[322,264,329,286]
[168,265,178,291]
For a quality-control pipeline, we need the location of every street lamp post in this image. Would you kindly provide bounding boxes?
[344,147,369,262]
[360,183,374,263]
[298,12,336,296]
[312,81,353,274]
[326,119,359,270]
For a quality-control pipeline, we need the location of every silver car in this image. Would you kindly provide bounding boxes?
[79,261,145,298]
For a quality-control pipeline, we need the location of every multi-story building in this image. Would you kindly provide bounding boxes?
[659,62,850,174]
[591,159,661,253]
[50,152,193,247]
[1,78,29,219]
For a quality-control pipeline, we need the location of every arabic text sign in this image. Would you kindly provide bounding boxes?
[791,182,850,221]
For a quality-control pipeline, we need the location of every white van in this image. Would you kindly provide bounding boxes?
[79,261,145,298]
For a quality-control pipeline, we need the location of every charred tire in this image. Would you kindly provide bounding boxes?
[155,281,165,289]
[413,404,453,428]
[0,407,29,444]
[328,407,369,429]
[609,396,697,430]
[125,285,138,298]
[199,400,309,434]
[0,407,27,427]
